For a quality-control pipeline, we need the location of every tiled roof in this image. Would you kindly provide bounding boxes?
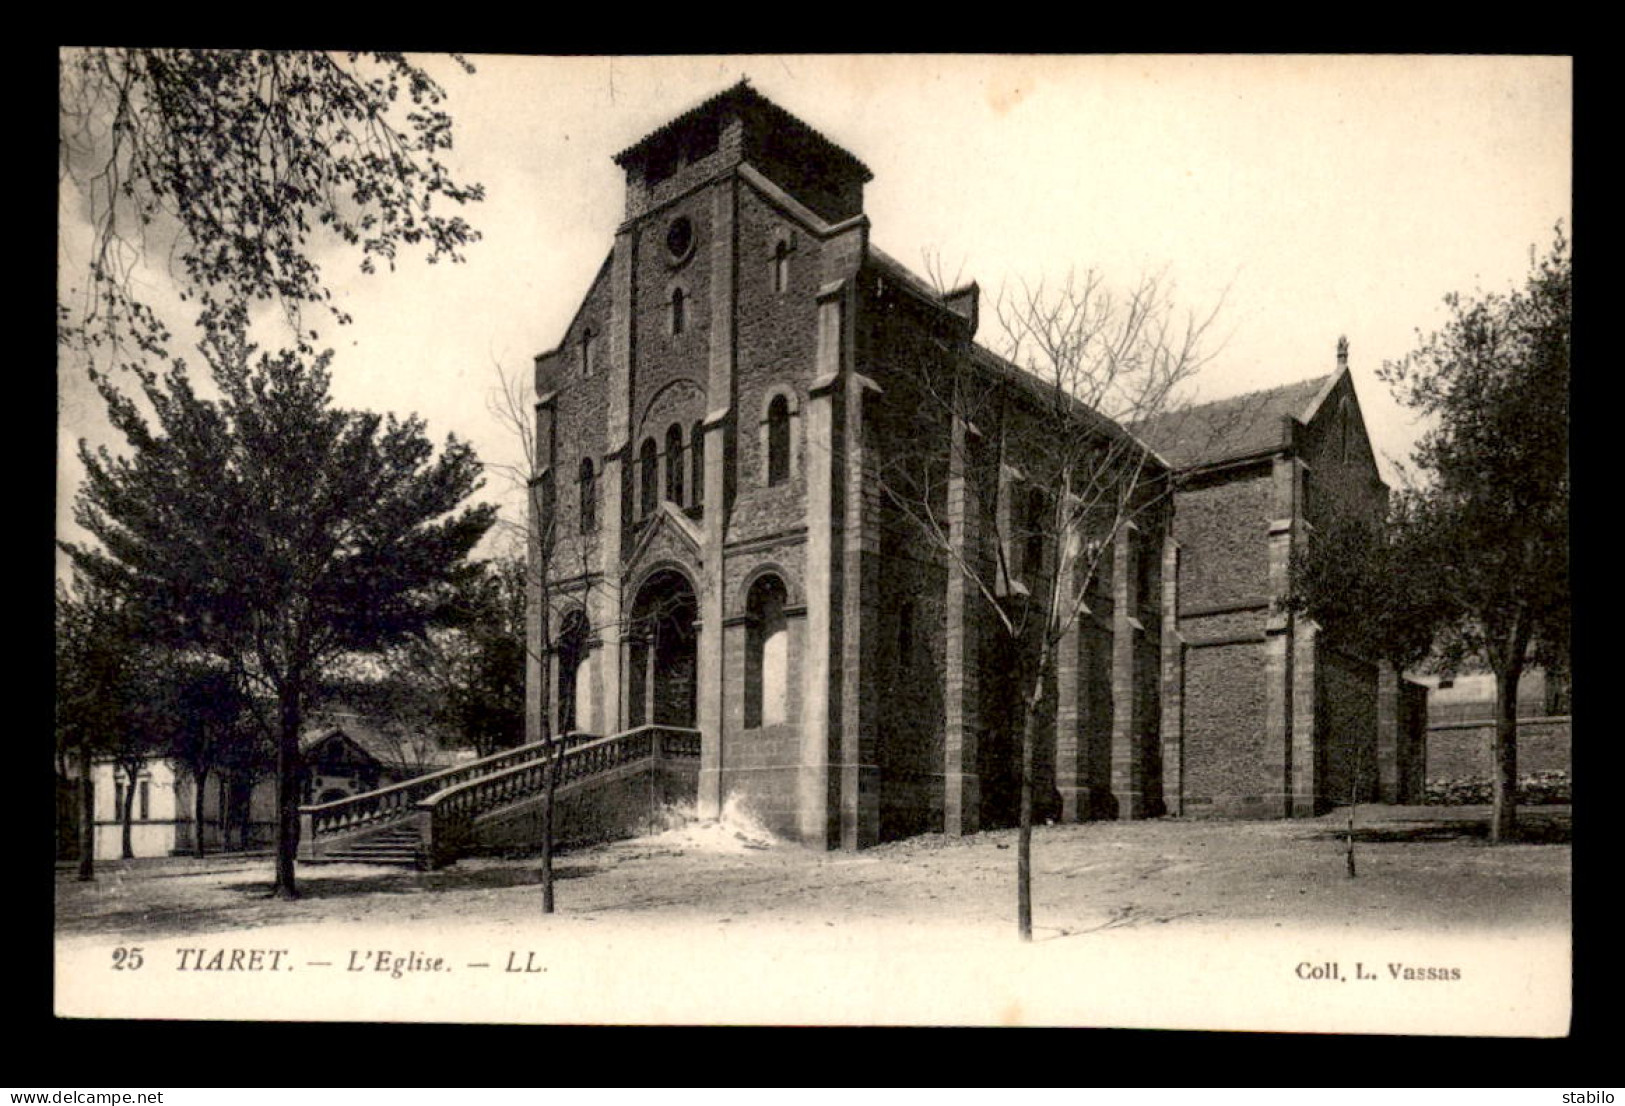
[613,80,872,181]
[1134,374,1333,469]
[301,714,464,771]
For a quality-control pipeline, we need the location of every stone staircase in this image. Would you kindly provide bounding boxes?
[317,823,425,869]
[298,725,703,869]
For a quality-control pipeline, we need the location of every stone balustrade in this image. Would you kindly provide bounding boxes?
[419,725,702,867]
[298,731,601,857]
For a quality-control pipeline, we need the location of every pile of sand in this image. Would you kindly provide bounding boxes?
[631,794,779,855]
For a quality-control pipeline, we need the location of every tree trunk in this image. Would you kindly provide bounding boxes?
[1017,639,1051,943]
[1345,756,1358,879]
[223,775,237,851]
[541,749,556,914]
[273,688,303,899]
[1490,665,1522,844]
[237,778,253,852]
[193,766,209,858]
[537,580,556,914]
[77,740,95,881]
[120,764,137,859]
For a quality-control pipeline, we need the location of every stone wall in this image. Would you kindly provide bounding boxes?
[1318,647,1379,804]
[1182,640,1271,815]
[1173,472,1273,613]
[1426,717,1572,780]
[728,182,822,545]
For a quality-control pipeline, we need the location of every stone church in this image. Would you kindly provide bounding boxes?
[526,82,1424,849]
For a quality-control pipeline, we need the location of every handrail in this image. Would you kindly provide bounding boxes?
[299,731,601,840]
[419,725,701,864]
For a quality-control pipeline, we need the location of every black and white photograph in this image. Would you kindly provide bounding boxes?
[54,53,1572,1034]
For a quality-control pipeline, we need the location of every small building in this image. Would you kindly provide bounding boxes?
[89,713,472,859]
[89,755,264,860]
[1414,667,1570,725]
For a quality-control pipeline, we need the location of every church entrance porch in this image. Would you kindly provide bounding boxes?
[628,568,699,729]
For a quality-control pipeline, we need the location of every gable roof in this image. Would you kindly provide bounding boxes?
[300,713,465,772]
[301,729,381,769]
[1134,374,1334,469]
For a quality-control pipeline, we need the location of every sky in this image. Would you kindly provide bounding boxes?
[56,53,1572,568]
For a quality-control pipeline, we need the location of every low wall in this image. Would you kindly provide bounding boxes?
[1425,716,1571,780]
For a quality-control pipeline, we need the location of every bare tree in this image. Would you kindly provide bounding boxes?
[488,359,705,909]
[881,263,1224,941]
[490,360,587,913]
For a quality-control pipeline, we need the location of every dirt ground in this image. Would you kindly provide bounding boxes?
[54,804,1571,1031]
[57,802,1570,940]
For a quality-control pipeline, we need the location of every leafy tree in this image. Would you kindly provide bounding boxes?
[58,48,483,368]
[61,320,496,897]
[53,578,166,862]
[417,555,526,757]
[1288,490,1445,676]
[1377,227,1571,843]
[347,555,527,759]
[107,668,163,861]
[1288,491,1447,873]
[55,574,143,879]
[152,656,256,858]
[448,555,528,756]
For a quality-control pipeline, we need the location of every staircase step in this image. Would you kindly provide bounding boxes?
[316,850,422,868]
[310,822,424,868]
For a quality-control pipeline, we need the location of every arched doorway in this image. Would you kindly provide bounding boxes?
[628,568,699,728]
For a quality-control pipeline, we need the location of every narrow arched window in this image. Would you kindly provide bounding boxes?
[671,287,686,335]
[773,240,792,293]
[766,394,790,487]
[745,575,789,729]
[1135,531,1157,616]
[1024,487,1046,579]
[580,328,596,377]
[534,468,556,539]
[639,438,658,518]
[664,424,684,504]
[578,458,596,534]
[690,421,705,508]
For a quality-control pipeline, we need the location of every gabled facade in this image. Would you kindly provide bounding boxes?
[1144,347,1425,815]
[528,83,1420,849]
